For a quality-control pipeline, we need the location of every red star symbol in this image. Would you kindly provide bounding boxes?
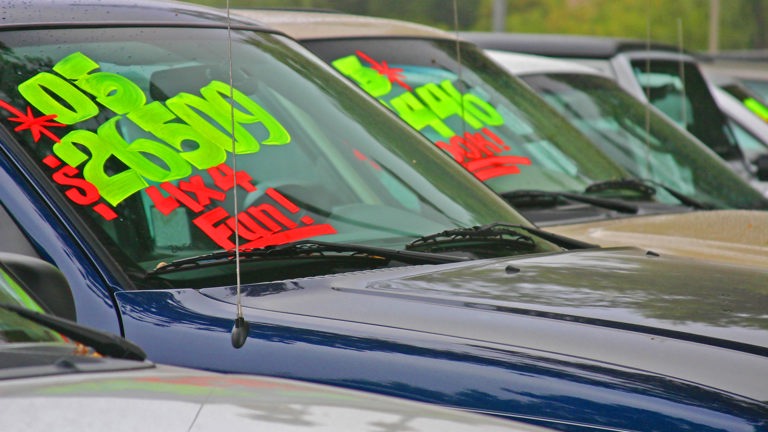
[0,100,65,143]
[356,50,412,92]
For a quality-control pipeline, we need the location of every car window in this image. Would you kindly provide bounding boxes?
[720,83,768,123]
[0,267,62,343]
[0,205,40,258]
[729,118,768,160]
[0,28,553,289]
[303,38,629,197]
[742,78,768,103]
[630,60,741,160]
[520,73,768,209]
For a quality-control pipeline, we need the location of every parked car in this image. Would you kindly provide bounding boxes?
[708,71,768,122]
[250,9,768,266]
[700,50,768,102]
[483,50,768,263]
[462,32,768,186]
[2,2,768,431]
[0,253,547,432]
[708,83,768,183]
[699,62,768,182]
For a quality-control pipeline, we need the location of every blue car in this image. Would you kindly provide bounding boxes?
[0,254,551,432]
[1,1,766,431]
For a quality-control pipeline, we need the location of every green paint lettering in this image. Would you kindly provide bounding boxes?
[416,82,482,129]
[744,98,768,122]
[200,81,291,149]
[128,101,227,169]
[390,92,454,138]
[332,55,392,98]
[54,127,147,206]
[438,80,504,127]
[97,117,191,183]
[18,72,99,124]
[54,52,146,114]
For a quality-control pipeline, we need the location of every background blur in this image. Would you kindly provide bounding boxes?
[186,0,768,53]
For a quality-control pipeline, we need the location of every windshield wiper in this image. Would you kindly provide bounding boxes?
[586,178,712,210]
[502,189,639,214]
[0,303,146,361]
[407,222,597,253]
[149,239,468,276]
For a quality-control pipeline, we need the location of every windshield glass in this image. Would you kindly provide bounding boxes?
[303,38,630,196]
[0,28,557,288]
[741,78,768,103]
[519,73,768,209]
[720,83,768,123]
[0,268,62,344]
[630,60,741,160]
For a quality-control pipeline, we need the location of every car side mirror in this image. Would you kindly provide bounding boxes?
[754,154,768,182]
[0,252,77,321]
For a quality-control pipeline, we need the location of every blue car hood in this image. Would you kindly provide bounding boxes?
[202,247,768,401]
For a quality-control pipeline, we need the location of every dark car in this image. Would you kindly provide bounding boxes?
[0,253,549,432]
[462,32,768,187]
[1,2,767,431]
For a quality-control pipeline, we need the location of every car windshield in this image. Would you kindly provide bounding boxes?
[302,38,631,197]
[519,73,768,209]
[0,27,559,288]
[630,60,741,160]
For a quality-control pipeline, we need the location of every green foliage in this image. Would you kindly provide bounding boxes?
[186,0,767,50]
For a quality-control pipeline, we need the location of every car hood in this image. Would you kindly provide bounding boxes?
[546,210,768,267]
[0,365,543,432]
[203,246,768,401]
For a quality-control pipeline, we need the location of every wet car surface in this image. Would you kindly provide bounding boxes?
[0,2,767,431]
[0,253,552,432]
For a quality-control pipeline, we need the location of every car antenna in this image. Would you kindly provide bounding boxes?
[226,0,249,349]
[643,3,652,179]
[677,18,688,127]
[453,0,466,138]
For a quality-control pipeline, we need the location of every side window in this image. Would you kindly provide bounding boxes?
[631,60,739,159]
[729,119,768,161]
[0,203,40,258]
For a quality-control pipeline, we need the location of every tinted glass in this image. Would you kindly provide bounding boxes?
[0,268,62,344]
[721,83,768,123]
[304,38,629,196]
[630,60,741,160]
[0,28,551,288]
[742,79,768,103]
[521,73,768,209]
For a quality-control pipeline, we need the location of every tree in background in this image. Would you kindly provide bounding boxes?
[475,0,765,51]
[190,0,767,51]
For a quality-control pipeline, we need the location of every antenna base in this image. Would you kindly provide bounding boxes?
[231,316,249,349]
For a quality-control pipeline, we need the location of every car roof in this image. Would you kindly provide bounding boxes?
[234,9,457,41]
[462,32,687,59]
[486,49,607,77]
[0,0,272,32]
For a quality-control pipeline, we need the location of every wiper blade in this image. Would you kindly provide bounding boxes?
[407,222,598,253]
[586,178,712,210]
[502,189,639,214]
[584,178,657,198]
[150,239,468,275]
[406,222,538,254]
[0,303,146,361]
